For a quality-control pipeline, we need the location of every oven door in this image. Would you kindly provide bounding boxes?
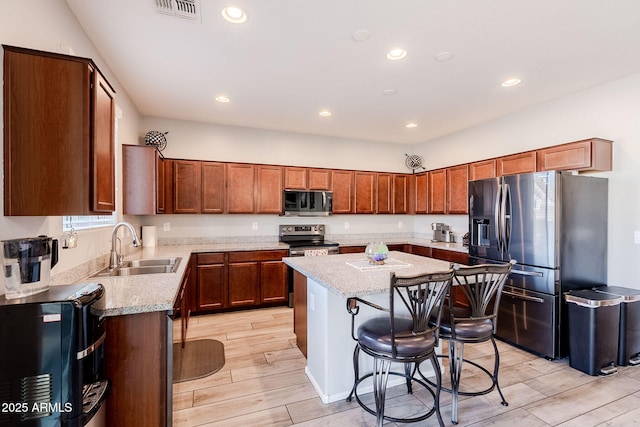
[496,285,558,359]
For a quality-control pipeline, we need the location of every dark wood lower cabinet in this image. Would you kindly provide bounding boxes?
[105,311,169,427]
[293,270,308,358]
[193,250,289,314]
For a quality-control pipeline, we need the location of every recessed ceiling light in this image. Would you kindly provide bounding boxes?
[221,6,247,24]
[352,30,370,41]
[435,51,453,62]
[318,110,332,117]
[405,123,418,128]
[501,78,522,87]
[215,95,230,103]
[386,48,407,61]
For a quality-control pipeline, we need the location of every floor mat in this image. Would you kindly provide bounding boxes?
[173,339,225,383]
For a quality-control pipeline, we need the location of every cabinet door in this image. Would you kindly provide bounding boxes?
[261,260,288,304]
[354,171,375,214]
[201,162,225,213]
[196,263,227,311]
[228,262,260,307]
[497,152,536,176]
[173,160,201,213]
[284,167,307,189]
[331,170,354,214]
[393,174,409,214]
[156,156,166,213]
[469,159,496,181]
[428,169,446,214]
[308,169,332,190]
[446,164,468,214]
[376,173,392,214]
[256,165,283,214]
[123,145,156,215]
[227,163,256,213]
[91,69,116,212]
[3,47,88,215]
[414,173,429,214]
[536,138,612,172]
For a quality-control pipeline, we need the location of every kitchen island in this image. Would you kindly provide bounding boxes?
[283,251,452,403]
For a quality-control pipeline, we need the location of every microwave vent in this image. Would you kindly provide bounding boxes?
[155,0,200,21]
[21,373,53,420]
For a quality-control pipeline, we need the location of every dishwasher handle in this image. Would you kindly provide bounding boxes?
[510,269,544,277]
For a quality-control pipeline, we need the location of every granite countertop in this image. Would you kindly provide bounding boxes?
[283,251,452,298]
[72,239,465,317]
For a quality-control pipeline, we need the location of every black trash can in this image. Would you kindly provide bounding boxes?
[565,290,622,375]
[594,286,640,366]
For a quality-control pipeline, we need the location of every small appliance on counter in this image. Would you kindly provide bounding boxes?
[0,282,109,426]
[431,223,455,243]
[1,236,59,299]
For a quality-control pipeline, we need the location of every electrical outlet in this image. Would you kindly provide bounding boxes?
[309,293,315,311]
[252,222,258,231]
[398,221,403,229]
[344,221,350,230]
[163,222,170,232]
[635,231,640,245]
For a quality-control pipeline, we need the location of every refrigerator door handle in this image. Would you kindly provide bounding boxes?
[502,290,545,303]
[510,269,544,277]
[503,183,511,252]
[495,184,503,252]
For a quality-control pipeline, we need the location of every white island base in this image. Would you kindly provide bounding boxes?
[304,277,441,404]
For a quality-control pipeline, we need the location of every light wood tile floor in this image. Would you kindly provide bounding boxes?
[172,307,640,426]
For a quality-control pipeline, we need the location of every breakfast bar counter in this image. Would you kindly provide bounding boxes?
[283,251,452,403]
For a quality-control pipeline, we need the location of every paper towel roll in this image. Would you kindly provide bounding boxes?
[142,226,157,247]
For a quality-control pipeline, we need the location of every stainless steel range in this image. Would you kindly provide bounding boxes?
[279,224,339,257]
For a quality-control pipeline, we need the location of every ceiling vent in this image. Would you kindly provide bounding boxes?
[155,0,200,21]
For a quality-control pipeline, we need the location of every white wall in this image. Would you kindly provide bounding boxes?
[416,73,640,288]
[0,0,142,290]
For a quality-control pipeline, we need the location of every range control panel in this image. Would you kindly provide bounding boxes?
[279,224,325,237]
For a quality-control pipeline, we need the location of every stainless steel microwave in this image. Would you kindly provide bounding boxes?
[282,190,332,216]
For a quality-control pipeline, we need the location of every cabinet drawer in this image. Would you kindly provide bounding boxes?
[228,250,288,263]
[431,248,469,264]
[197,253,225,264]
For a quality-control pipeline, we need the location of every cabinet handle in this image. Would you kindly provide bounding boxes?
[510,269,544,277]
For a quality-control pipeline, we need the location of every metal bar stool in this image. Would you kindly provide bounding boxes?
[345,270,454,427]
[436,260,516,424]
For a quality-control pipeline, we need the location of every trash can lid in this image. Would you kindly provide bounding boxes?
[565,289,623,308]
[593,286,640,302]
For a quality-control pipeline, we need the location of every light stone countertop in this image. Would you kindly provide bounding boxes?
[71,240,464,317]
[283,251,453,297]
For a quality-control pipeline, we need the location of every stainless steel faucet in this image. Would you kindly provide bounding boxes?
[109,222,141,269]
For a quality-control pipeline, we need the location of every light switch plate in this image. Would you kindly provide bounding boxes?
[634,231,640,245]
[163,222,170,232]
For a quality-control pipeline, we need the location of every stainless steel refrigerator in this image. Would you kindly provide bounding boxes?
[468,171,608,359]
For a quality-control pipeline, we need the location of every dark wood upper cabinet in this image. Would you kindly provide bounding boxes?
[156,156,166,213]
[284,167,307,189]
[393,174,410,214]
[3,45,115,215]
[172,160,201,214]
[497,151,536,176]
[256,165,283,214]
[308,169,332,190]
[536,138,612,172]
[446,164,469,214]
[227,163,256,213]
[201,161,226,213]
[469,159,497,181]
[123,145,156,215]
[428,169,446,214]
[414,173,428,214]
[331,170,354,214]
[376,173,393,214]
[354,171,375,214]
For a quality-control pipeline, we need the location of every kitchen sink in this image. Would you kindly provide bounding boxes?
[91,257,182,277]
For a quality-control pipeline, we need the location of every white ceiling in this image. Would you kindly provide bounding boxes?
[65,0,640,145]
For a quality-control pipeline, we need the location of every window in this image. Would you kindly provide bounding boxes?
[62,214,116,231]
